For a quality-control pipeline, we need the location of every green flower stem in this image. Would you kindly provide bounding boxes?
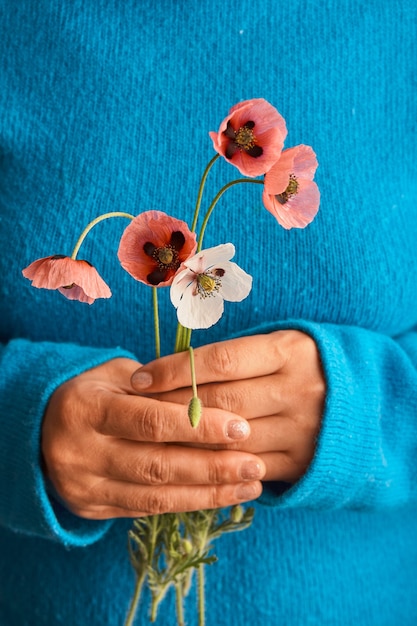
[188,346,198,399]
[197,563,205,626]
[152,287,161,359]
[195,510,215,626]
[125,571,146,626]
[197,178,264,252]
[150,592,164,623]
[174,324,182,354]
[70,211,135,259]
[175,582,185,626]
[148,515,163,622]
[190,154,220,233]
[184,327,192,351]
[174,323,192,354]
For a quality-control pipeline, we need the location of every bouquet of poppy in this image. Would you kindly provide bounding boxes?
[23,98,320,625]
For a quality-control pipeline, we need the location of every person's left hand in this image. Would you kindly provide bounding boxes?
[131,331,325,483]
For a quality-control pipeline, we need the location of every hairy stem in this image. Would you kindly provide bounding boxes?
[70,211,135,259]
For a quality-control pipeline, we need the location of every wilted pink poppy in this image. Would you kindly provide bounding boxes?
[22,255,112,304]
[117,210,197,286]
[170,243,252,329]
[209,98,287,177]
[262,144,320,229]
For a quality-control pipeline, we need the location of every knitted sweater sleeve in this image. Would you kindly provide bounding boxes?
[0,338,136,547]
[258,320,417,510]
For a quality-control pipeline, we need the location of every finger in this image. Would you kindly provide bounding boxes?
[259,451,312,482]
[131,333,286,392]
[147,374,289,419]
[239,413,318,453]
[187,412,317,465]
[73,479,263,519]
[232,415,294,453]
[96,392,252,444]
[224,414,318,463]
[99,440,266,485]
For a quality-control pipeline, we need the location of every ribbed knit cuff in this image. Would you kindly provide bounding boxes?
[0,339,137,546]
[231,320,415,511]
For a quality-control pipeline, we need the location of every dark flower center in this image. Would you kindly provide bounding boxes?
[223,120,263,159]
[275,174,299,205]
[143,230,186,285]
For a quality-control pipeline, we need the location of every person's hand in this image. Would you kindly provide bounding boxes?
[131,331,325,482]
[41,358,265,520]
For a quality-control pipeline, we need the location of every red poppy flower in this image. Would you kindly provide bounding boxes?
[117,210,197,286]
[262,144,320,229]
[209,98,287,177]
[22,255,112,304]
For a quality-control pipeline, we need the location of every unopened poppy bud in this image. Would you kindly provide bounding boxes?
[230,505,244,523]
[188,396,202,428]
[181,539,193,555]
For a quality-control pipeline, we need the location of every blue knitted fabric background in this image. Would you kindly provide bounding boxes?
[0,1,416,624]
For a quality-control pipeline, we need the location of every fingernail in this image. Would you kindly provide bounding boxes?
[240,461,263,480]
[132,370,153,388]
[226,420,250,440]
[235,483,261,501]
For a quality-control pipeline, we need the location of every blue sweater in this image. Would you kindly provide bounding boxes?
[1,1,416,624]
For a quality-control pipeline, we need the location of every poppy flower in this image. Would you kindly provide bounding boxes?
[262,144,320,229]
[117,210,197,286]
[170,243,252,329]
[22,255,112,304]
[209,98,287,177]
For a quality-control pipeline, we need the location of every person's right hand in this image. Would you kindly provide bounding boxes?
[41,358,264,520]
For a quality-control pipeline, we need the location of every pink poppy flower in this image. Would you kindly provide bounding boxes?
[209,98,287,177]
[118,210,197,286]
[262,144,320,229]
[170,243,252,329]
[22,255,112,304]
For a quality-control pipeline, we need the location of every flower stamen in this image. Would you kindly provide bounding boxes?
[143,231,187,285]
[195,272,222,298]
[224,120,263,159]
[275,173,299,205]
[157,247,174,265]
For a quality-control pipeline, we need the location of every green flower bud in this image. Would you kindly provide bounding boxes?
[230,505,244,523]
[181,539,193,555]
[188,396,202,428]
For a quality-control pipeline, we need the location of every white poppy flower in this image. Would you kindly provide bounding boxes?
[170,243,252,329]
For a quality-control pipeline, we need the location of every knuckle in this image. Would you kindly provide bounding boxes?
[211,384,243,413]
[142,451,170,485]
[207,457,224,484]
[138,404,165,442]
[141,489,171,515]
[206,342,235,377]
[97,402,112,434]
[207,485,226,510]
[270,335,287,370]
[265,379,282,407]
[93,392,114,434]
